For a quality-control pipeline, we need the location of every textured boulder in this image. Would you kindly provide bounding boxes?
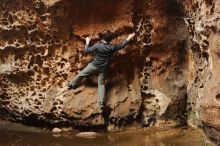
[0,0,220,145]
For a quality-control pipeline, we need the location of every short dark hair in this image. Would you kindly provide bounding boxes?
[102,30,115,43]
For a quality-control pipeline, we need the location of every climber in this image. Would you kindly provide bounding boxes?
[67,31,135,106]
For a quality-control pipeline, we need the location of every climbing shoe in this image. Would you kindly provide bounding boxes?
[66,82,77,89]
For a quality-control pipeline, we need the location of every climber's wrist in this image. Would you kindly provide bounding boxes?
[126,33,135,41]
[126,37,132,41]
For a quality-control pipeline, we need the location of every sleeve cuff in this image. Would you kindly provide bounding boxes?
[84,44,89,52]
[124,40,129,44]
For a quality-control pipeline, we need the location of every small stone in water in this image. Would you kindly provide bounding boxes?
[76,132,100,138]
[52,127,62,133]
[62,127,73,132]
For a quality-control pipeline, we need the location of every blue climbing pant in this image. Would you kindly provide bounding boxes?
[68,63,106,105]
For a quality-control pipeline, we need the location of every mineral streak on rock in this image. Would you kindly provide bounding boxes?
[0,0,220,145]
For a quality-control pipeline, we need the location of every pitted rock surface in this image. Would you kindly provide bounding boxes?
[0,0,220,145]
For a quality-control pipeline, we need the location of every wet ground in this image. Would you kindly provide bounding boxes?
[0,120,212,146]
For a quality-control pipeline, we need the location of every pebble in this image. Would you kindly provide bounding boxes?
[76,132,100,138]
[62,127,73,132]
[52,127,62,133]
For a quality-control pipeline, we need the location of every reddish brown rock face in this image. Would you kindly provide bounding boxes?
[0,0,142,129]
[0,0,219,144]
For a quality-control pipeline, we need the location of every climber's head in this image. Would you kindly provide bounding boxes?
[102,30,115,43]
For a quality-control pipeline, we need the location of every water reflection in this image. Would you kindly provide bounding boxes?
[0,124,208,146]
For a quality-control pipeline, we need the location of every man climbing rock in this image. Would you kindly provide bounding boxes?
[67,31,135,106]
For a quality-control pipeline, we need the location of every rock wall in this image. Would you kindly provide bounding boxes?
[180,0,220,145]
[0,0,219,144]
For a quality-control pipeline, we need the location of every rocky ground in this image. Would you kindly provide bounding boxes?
[0,0,219,145]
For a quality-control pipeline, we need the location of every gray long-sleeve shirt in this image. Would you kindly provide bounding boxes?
[84,40,129,71]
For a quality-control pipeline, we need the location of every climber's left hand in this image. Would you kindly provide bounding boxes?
[85,37,91,45]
